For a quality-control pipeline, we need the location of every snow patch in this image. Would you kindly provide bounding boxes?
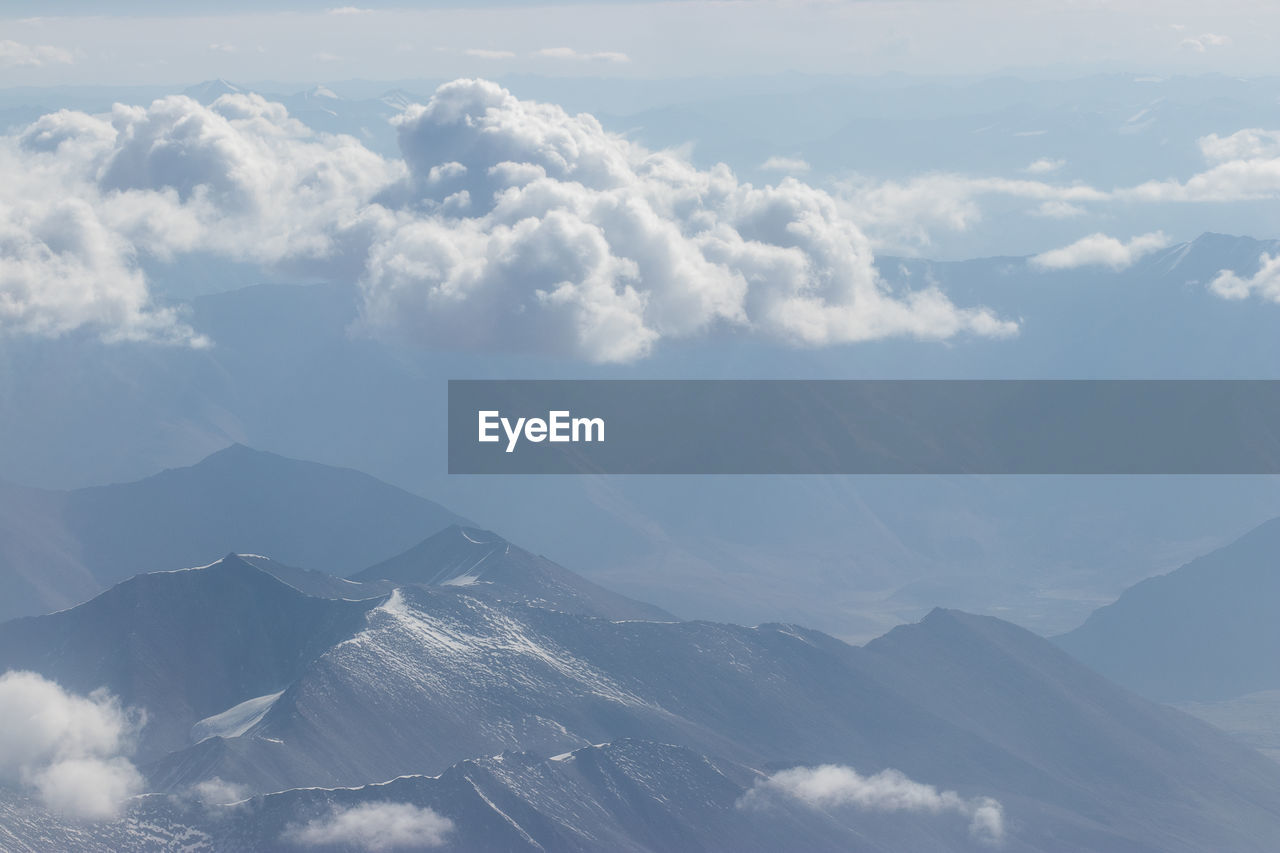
[191,691,284,743]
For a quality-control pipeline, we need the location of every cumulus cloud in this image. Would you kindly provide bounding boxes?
[1031,231,1170,270]
[760,156,811,174]
[1121,127,1280,203]
[534,47,630,63]
[1199,129,1280,163]
[1,91,396,345]
[0,670,144,820]
[1210,253,1280,302]
[1024,158,1065,174]
[357,79,1014,360]
[0,40,73,68]
[285,802,454,850]
[740,764,1004,846]
[2,81,1013,358]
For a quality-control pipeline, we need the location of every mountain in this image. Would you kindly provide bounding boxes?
[352,525,677,621]
[0,444,468,622]
[180,78,243,103]
[0,740,993,852]
[0,555,381,762]
[4,557,1280,850]
[1057,515,1280,703]
[6,237,1280,643]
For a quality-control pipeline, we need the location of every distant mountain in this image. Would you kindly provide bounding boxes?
[6,236,1280,642]
[1057,516,1280,703]
[4,558,1280,850]
[180,78,244,103]
[0,444,468,621]
[352,525,677,621]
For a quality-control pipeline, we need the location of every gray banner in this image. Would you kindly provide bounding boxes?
[448,380,1280,474]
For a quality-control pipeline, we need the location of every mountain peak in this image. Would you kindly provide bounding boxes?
[352,525,677,622]
[182,79,244,103]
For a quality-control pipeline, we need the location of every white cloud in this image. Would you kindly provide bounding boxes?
[760,156,811,174]
[327,6,372,14]
[1180,32,1232,53]
[1121,127,1280,202]
[740,764,1004,846]
[208,43,238,54]
[1,92,396,345]
[1031,200,1085,218]
[465,49,516,60]
[2,82,1015,359]
[535,47,631,63]
[1024,158,1065,174]
[1210,253,1280,302]
[1198,128,1280,163]
[0,671,144,820]
[1030,231,1170,270]
[360,79,1014,361]
[285,802,454,850]
[189,777,250,805]
[835,173,1106,253]
[0,40,73,68]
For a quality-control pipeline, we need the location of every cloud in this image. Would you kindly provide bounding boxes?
[834,172,1106,253]
[740,764,1004,846]
[465,49,516,60]
[1180,32,1232,53]
[1024,158,1065,174]
[1120,128,1280,203]
[1030,231,1170,270]
[285,802,454,850]
[1031,200,1085,218]
[0,671,144,820]
[535,47,631,63]
[1210,253,1280,302]
[760,156,811,174]
[208,43,238,54]
[2,81,1013,359]
[360,79,1014,361]
[189,777,250,805]
[0,40,73,68]
[1,92,396,345]
[327,6,372,14]
[1198,128,1280,163]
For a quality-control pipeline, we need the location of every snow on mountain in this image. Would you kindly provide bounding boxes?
[2,553,1276,849]
[0,555,381,762]
[352,525,677,621]
[1,739,1007,852]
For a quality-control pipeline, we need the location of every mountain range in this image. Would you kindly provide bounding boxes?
[0,444,464,622]
[3,233,1280,642]
[3,535,1280,850]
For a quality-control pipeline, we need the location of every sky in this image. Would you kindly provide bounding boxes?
[2,1,1280,360]
[2,1,1278,87]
